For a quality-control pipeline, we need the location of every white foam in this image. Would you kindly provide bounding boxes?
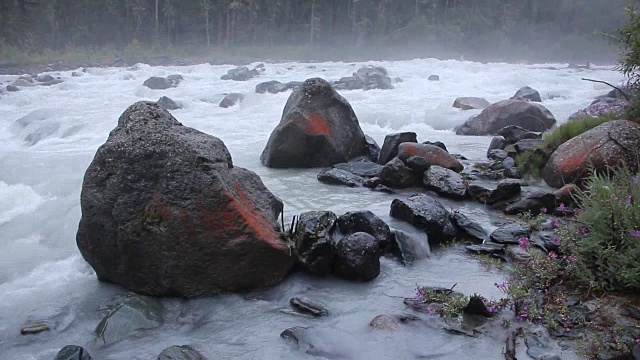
[0,181,47,225]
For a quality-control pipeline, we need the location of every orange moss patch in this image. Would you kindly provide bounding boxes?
[305,112,332,137]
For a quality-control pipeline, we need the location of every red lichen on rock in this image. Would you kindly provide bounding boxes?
[305,112,332,137]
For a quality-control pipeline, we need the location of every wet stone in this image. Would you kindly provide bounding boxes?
[290,297,329,317]
[317,168,364,187]
[369,315,399,330]
[450,212,486,242]
[53,345,92,360]
[465,243,505,257]
[333,161,382,178]
[490,223,530,245]
[157,345,206,360]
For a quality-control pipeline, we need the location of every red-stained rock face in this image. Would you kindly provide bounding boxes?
[261,78,368,168]
[543,120,640,188]
[397,143,464,173]
[77,101,293,298]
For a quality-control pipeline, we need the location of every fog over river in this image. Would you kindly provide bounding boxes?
[0,59,624,359]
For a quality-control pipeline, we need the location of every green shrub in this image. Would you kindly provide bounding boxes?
[571,166,640,292]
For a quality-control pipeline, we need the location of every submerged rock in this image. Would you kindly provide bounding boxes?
[456,99,556,136]
[512,86,542,102]
[53,345,92,360]
[261,78,368,168]
[95,295,163,345]
[157,345,206,360]
[20,323,50,335]
[219,93,244,108]
[503,189,556,215]
[76,102,293,297]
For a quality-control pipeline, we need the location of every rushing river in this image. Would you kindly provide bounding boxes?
[0,59,624,359]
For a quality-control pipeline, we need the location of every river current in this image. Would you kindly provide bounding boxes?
[0,59,624,359]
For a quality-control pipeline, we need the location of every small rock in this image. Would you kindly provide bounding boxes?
[428,75,440,81]
[513,86,542,102]
[379,158,418,188]
[364,134,381,162]
[488,149,509,161]
[332,232,380,281]
[143,76,174,90]
[453,97,491,110]
[503,189,556,215]
[486,180,521,205]
[20,323,50,335]
[450,212,486,242]
[336,210,394,253]
[255,80,282,94]
[378,132,417,165]
[289,297,329,317]
[369,315,399,330]
[422,141,448,152]
[156,96,181,110]
[497,125,542,144]
[463,296,492,317]
[317,168,364,187]
[487,136,507,157]
[422,165,467,199]
[333,161,382,178]
[513,139,543,154]
[294,211,337,276]
[219,93,244,108]
[6,84,19,92]
[397,143,463,172]
[35,74,55,82]
[490,223,530,244]
[465,243,505,257]
[390,194,457,245]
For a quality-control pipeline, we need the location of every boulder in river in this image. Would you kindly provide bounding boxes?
[294,211,337,276]
[256,80,282,94]
[543,120,640,188]
[333,160,382,178]
[397,143,464,172]
[332,232,380,281]
[156,96,181,110]
[353,66,394,90]
[422,165,467,199]
[453,97,491,110]
[455,99,556,136]
[336,210,395,253]
[497,125,542,144]
[157,345,206,360]
[53,345,93,360]
[221,66,256,81]
[390,194,457,245]
[490,223,530,245]
[76,101,293,297]
[261,78,368,168]
[378,132,417,165]
[512,86,542,102]
[317,168,364,187]
[392,229,430,264]
[379,158,418,188]
[369,314,399,330]
[219,93,244,108]
[143,76,177,90]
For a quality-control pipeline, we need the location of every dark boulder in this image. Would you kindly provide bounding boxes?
[422,141,448,152]
[157,345,206,360]
[156,96,181,110]
[503,189,556,216]
[333,160,382,178]
[143,76,175,90]
[497,125,542,144]
[261,78,368,168]
[294,211,337,276]
[95,295,163,345]
[464,296,492,317]
[512,86,542,102]
[336,211,394,253]
[543,120,640,188]
[405,156,431,174]
[513,139,543,154]
[455,99,556,136]
[332,232,380,281]
[364,135,381,162]
[397,143,463,172]
[76,101,293,297]
[422,165,467,199]
[378,132,417,165]
[389,194,457,245]
[255,80,282,94]
[488,149,509,161]
[53,345,92,360]
[450,212,486,242]
[317,168,364,187]
[219,93,244,108]
[379,158,418,188]
[220,66,253,81]
[453,97,491,110]
[487,136,507,157]
[486,180,521,205]
[490,223,530,245]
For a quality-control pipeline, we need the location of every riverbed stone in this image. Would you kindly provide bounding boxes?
[333,160,382,178]
[290,297,329,317]
[503,189,556,215]
[157,345,206,360]
[95,295,163,345]
[378,132,417,165]
[486,180,521,205]
[53,345,92,360]
[405,155,431,174]
[497,125,542,144]
[543,120,640,188]
[143,76,174,90]
[255,80,282,94]
[455,99,556,136]
[219,93,244,108]
[453,97,491,110]
[156,96,181,110]
[397,143,463,172]
[487,136,507,157]
[489,223,530,245]
[465,243,506,257]
[336,211,394,253]
[369,315,399,330]
[294,211,337,276]
[390,194,457,245]
[422,165,467,199]
[261,78,368,168]
[364,135,381,162]
[317,168,365,187]
[332,232,380,281]
[77,101,293,297]
[512,86,542,102]
[450,212,486,242]
[379,158,418,188]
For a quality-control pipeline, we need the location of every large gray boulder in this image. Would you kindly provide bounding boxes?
[543,120,640,188]
[455,99,556,136]
[76,101,293,298]
[261,78,368,168]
